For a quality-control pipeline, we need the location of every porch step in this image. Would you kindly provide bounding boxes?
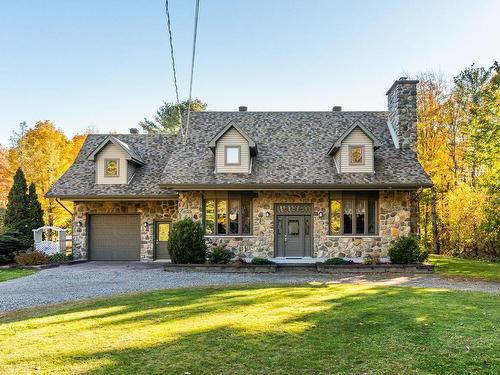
[276,263,318,274]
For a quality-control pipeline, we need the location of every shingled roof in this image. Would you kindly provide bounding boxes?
[160,111,432,189]
[46,134,177,199]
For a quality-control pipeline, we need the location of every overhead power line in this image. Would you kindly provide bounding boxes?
[164,0,182,132]
[183,0,201,143]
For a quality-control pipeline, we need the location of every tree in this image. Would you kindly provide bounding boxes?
[27,183,44,231]
[3,168,31,247]
[139,99,207,134]
[7,121,85,228]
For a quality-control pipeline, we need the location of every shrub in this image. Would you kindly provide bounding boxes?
[0,232,25,258]
[207,245,234,264]
[363,253,380,265]
[250,257,275,265]
[323,257,354,265]
[48,253,73,263]
[168,218,207,264]
[15,250,49,266]
[389,235,429,264]
[0,255,10,264]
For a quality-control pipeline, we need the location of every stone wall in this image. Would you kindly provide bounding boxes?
[72,200,177,261]
[181,190,413,259]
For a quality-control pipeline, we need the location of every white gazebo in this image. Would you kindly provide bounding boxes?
[33,226,66,255]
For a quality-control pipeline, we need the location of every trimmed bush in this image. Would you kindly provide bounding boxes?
[15,250,49,266]
[0,232,25,259]
[323,257,354,265]
[168,218,207,264]
[250,257,275,265]
[389,235,429,264]
[48,253,73,263]
[207,246,234,264]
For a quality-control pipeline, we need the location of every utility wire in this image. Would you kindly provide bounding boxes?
[165,0,183,134]
[183,0,201,143]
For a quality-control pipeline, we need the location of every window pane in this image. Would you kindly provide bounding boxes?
[158,223,170,241]
[368,199,376,234]
[288,219,300,235]
[355,200,365,234]
[343,200,353,234]
[217,200,227,234]
[241,197,251,234]
[229,200,239,234]
[330,199,341,234]
[106,160,119,176]
[204,200,215,235]
[225,147,240,164]
[350,147,364,164]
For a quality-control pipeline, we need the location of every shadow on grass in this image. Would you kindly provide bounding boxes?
[1,284,499,375]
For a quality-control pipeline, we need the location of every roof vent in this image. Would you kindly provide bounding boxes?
[399,76,408,80]
[238,106,248,112]
[129,128,139,134]
[332,106,342,112]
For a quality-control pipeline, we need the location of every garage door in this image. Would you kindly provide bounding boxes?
[89,215,140,260]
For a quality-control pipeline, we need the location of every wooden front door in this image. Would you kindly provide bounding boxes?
[154,221,170,260]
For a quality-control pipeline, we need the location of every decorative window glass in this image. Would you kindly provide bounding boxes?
[105,159,119,177]
[349,146,364,165]
[329,192,378,235]
[203,192,252,235]
[225,146,241,165]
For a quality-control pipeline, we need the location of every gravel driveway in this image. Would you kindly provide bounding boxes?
[1,262,498,313]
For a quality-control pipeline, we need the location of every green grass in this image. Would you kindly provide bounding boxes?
[1,284,499,374]
[0,268,36,282]
[428,254,500,282]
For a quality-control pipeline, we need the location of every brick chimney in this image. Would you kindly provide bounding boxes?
[386,78,419,153]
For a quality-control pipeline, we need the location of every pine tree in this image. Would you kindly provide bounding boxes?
[3,168,31,247]
[27,182,44,231]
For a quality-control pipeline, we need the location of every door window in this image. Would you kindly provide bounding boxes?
[158,223,170,242]
[288,219,300,235]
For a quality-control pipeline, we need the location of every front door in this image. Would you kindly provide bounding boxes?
[155,221,170,260]
[275,204,313,258]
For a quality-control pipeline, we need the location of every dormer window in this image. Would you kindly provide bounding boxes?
[225,146,241,165]
[105,159,120,177]
[349,146,365,165]
[209,122,257,174]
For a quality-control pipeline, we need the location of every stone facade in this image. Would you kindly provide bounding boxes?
[179,190,413,260]
[387,79,418,153]
[72,200,177,261]
[72,191,414,262]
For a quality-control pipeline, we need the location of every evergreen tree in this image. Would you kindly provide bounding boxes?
[4,168,31,247]
[27,182,44,231]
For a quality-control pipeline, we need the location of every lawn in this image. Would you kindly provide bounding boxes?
[0,268,36,282]
[428,254,500,282]
[0,285,498,374]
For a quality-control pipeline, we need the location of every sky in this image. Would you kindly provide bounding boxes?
[1,0,499,146]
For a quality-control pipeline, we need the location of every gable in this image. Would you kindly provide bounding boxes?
[215,128,251,174]
[94,142,130,184]
[338,128,374,173]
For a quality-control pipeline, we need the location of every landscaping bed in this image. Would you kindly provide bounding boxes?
[317,263,435,274]
[163,263,277,273]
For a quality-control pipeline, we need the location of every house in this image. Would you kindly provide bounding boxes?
[47,78,432,262]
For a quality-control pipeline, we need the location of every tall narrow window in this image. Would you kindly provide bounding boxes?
[343,200,353,234]
[217,200,227,234]
[204,200,215,235]
[367,199,376,234]
[329,198,341,234]
[241,197,252,234]
[355,200,365,234]
[228,200,240,234]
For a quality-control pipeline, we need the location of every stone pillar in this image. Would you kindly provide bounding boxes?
[386,78,419,153]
